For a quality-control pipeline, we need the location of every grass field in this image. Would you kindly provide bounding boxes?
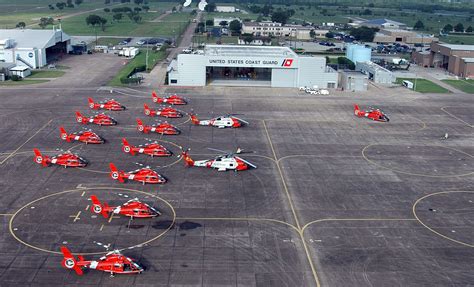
[0,79,49,86]
[396,78,450,93]
[439,35,474,45]
[108,48,166,86]
[442,79,474,93]
[29,70,65,78]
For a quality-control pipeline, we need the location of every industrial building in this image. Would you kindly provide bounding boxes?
[345,44,371,64]
[412,42,474,78]
[339,71,369,92]
[213,17,241,27]
[356,61,394,84]
[215,6,237,13]
[242,21,328,40]
[0,28,71,69]
[168,45,338,88]
[359,19,408,30]
[373,29,438,44]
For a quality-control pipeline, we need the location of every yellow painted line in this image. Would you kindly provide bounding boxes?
[413,190,474,248]
[0,214,13,216]
[81,191,85,197]
[361,144,474,178]
[176,217,299,232]
[0,119,53,165]
[68,211,81,223]
[9,187,176,255]
[441,106,473,128]
[302,218,417,234]
[100,224,104,231]
[262,120,321,287]
[85,205,90,211]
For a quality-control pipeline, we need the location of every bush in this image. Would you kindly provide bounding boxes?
[120,77,141,84]
[133,65,146,73]
[11,75,21,81]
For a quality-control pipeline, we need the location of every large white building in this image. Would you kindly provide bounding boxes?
[0,28,71,69]
[215,6,236,13]
[242,21,328,40]
[168,45,338,88]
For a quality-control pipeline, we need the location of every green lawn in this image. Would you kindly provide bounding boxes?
[54,10,191,37]
[442,79,474,94]
[439,35,474,45]
[192,35,239,45]
[0,79,49,86]
[108,48,167,86]
[396,78,450,93]
[29,70,65,78]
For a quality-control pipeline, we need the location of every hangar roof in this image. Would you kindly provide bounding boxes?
[0,28,70,49]
[204,45,297,57]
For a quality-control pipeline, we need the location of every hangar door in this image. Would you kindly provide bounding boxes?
[271,68,296,88]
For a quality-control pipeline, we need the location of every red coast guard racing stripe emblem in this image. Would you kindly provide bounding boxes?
[282,59,294,67]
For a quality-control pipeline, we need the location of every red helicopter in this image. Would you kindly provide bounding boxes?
[354,105,390,122]
[88,97,126,111]
[136,118,180,135]
[182,148,256,172]
[60,126,105,144]
[122,138,172,157]
[76,111,117,126]
[33,148,87,168]
[152,91,187,105]
[60,246,143,276]
[144,103,183,118]
[190,113,248,128]
[90,195,161,219]
[109,163,166,184]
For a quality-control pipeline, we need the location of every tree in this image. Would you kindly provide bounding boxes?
[271,11,290,25]
[242,33,254,44]
[443,24,453,33]
[229,19,242,35]
[196,22,205,33]
[74,0,83,5]
[133,7,142,13]
[104,0,111,4]
[362,9,372,15]
[48,4,55,10]
[413,20,424,30]
[132,14,142,23]
[86,14,107,31]
[39,17,54,29]
[204,3,216,12]
[134,0,143,4]
[325,32,334,38]
[142,5,149,12]
[205,19,213,26]
[56,2,66,10]
[66,0,74,8]
[113,13,123,22]
[309,29,316,38]
[16,22,26,29]
[350,26,378,42]
[104,8,110,12]
[172,6,177,12]
[466,26,473,33]
[454,23,464,32]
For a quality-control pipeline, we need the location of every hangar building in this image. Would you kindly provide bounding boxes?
[0,28,71,69]
[168,45,338,88]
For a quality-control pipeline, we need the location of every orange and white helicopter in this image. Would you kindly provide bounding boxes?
[182,148,256,172]
[76,111,117,126]
[88,97,125,111]
[109,163,166,184]
[121,138,172,157]
[190,113,248,128]
[144,103,183,118]
[33,148,87,168]
[152,91,187,105]
[60,246,143,276]
[90,195,161,219]
[60,126,105,144]
[136,118,180,135]
[354,104,390,122]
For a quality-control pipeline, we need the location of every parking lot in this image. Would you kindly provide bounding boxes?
[0,53,473,286]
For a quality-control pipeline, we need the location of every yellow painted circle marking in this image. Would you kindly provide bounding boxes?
[362,144,473,178]
[412,190,474,248]
[9,187,176,255]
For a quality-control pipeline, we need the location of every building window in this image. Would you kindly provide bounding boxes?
[327,82,336,88]
[171,79,177,84]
